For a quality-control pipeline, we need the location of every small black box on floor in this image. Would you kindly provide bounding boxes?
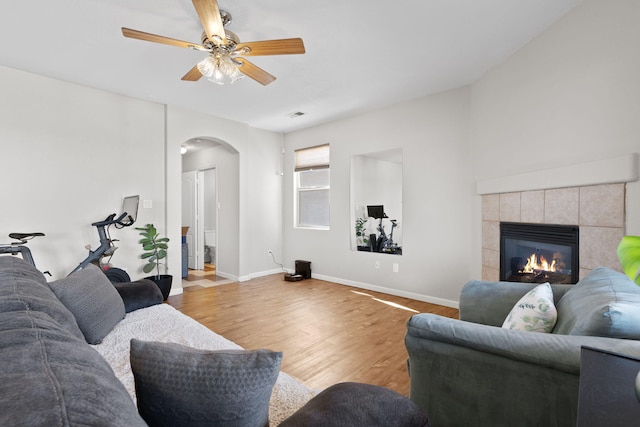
[295,260,311,279]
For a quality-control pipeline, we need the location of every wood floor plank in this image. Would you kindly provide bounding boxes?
[168,274,459,395]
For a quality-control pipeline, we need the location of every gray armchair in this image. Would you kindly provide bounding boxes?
[405,268,640,427]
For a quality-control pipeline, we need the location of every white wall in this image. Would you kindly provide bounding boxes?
[244,127,286,277]
[0,67,284,290]
[469,0,640,277]
[0,67,165,280]
[284,87,473,307]
[165,105,284,284]
[282,0,639,306]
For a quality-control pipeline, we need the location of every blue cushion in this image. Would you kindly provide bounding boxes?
[553,267,640,338]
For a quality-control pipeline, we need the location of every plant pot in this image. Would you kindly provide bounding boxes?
[146,274,173,300]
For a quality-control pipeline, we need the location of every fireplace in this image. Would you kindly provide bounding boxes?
[500,222,579,284]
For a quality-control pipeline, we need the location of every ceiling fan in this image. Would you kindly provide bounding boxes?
[121,0,305,86]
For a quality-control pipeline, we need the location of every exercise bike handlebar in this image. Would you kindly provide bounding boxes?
[91,212,132,228]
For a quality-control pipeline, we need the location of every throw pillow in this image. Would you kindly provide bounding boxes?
[279,382,430,427]
[553,267,640,338]
[113,279,163,313]
[48,264,125,344]
[501,282,557,333]
[130,339,282,427]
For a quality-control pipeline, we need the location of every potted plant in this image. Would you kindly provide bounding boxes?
[136,223,172,300]
[355,218,370,251]
[617,235,640,286]
[616,235,640,401]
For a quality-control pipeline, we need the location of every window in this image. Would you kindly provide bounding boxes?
[295,144,330,228]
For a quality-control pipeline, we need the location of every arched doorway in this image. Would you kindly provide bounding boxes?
[180,137,239,284]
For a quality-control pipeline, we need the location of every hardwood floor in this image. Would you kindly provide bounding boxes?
[167,273,459,396]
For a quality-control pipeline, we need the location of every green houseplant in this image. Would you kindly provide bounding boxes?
[135,223,172,300]
[355,217,369,250]
[616,235,640,401]
[617,235,640,286]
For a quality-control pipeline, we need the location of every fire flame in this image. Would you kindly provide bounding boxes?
[522,253,557,273]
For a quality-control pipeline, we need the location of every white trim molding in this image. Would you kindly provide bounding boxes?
[477,153,638,195]
[311,273,460,309]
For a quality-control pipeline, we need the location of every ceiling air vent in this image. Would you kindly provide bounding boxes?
[286,111,306,119]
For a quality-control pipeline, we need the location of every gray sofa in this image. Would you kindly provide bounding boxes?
[0,256,148,426]
[0,256,319,426]
[405,267,640,427]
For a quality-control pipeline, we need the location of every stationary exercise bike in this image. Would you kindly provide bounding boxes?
[366,205,401,254]
[0,195,139,283]
[381,219,399,252]
[0,232,46,272]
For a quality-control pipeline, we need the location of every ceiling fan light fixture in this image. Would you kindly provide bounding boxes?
[227,64,245,84]
[196,56,215,76]
[197,55,244,85]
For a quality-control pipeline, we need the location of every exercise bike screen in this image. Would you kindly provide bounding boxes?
[121,195,139,226]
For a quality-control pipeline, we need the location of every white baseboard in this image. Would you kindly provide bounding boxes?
[216,270,240,282]
[243,268,287,282]
[309,273,459,309]
[168,286,183,296]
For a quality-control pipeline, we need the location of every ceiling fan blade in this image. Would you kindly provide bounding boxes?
[122,27,205,50]
[192,0,226,44]
[182,65,203,81]
[236,38,306,56]
[235,58,276,86]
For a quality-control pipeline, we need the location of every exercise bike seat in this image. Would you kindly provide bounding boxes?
[9,232,45,241]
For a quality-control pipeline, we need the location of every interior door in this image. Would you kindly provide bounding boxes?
[181,171,197,269]
[196,170,205,269]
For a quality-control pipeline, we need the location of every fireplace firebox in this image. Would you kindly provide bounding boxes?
[500,222,579,284]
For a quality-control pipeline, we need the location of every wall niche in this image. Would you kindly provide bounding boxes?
[350,148,403,255]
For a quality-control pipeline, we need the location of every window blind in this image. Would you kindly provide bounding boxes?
[295,144,330,172]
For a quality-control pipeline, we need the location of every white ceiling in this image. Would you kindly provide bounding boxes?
[0,0,583,133]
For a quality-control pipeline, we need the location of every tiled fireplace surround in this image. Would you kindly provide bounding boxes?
[482,183,625,282]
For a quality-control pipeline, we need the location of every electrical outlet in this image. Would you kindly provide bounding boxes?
[375,260,380,269]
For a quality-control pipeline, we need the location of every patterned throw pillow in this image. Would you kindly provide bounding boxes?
[130,339,282,427]
[502,282,557,333]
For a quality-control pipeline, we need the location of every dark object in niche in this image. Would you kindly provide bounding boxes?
[367,205,386,219]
